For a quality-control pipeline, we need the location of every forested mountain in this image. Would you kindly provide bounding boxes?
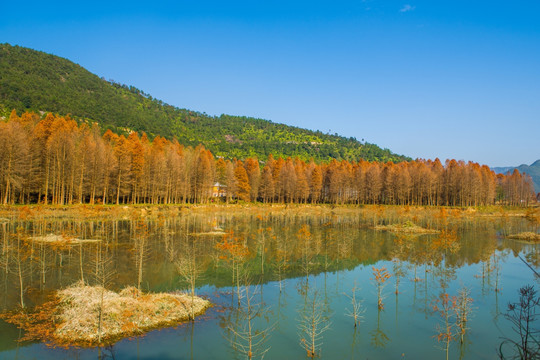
[493,160,540,192]
[0,43,407,162]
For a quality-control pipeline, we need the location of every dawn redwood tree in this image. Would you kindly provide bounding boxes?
[243,157,260,201]
[272,157,284,202]
[259,165,275,203]
[0,120,30,204]
[32,113,55,204]
[112,135,132,204]
[224,159,235,203]
[309,163,323,204]
[87,123,107,204]
[295,160,310,203]
[280,158,296,203]
[365,163,382,204]
[234,160,251,201]
[127,132,145,203]
[192,146,214,203]
[0,109,534,206]
[215,158,228,187]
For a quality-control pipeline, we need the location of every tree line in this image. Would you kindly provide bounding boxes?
[0,111,535,206]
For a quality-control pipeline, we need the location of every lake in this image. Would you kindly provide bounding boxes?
[0,206,538,359]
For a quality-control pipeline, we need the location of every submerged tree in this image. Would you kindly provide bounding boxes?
[455,287,474,345]
[176,238,204,321]
[12,227,32,308]
[498,285,540,360]
[370,307,390,349]
[216,231,250,306]
[274,235,289,293]
[372,266,391,310]
[432,292,457,360]
[132,219,149,291]
[432,287,475,360]
[226,281,274,360]
[90,241,115,345]
[298,290,331,358]
[298,224,314,281]
[344,281,365,328]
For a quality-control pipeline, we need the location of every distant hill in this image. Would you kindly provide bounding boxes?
[493,160,540,192]
[0,43,409,163]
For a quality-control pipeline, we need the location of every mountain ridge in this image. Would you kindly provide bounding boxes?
[492,160,540,192]
[0,43,408,163]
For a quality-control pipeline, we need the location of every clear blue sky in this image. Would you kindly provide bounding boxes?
[2,0,539,166]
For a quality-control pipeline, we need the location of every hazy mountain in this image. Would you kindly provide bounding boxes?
[493,160,540,192]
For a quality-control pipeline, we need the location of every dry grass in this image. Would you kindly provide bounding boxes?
[374,221,440,234]
[2,282,211,346]
[507,232,540,242]
[190,231,227,237]
[0,203,532,222]
[31,234,101,245]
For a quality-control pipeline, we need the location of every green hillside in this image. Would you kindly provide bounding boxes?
[0,43,408,162]
[493,160,540,192]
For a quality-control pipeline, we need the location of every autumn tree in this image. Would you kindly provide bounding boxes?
[0,120,30,204]
[0,109,533,206]
[258,165,275,203]
[244,158,260,201]
[234,161,251,201]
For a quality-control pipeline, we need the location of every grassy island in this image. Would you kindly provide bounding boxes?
[2,282,211,347]
[507,232,540,242]
[374,221,440,234]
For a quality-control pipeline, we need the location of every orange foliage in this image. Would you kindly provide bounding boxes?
[431,229,460,253]
[372,266,391,310]
[372,266,391,284]
[0,296,60,344]
[0,109,535,206]
[215,231,250,261]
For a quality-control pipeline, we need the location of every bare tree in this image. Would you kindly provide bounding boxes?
[90,241,116,344]
[132,219,149,291]
[455,287,474,345]
[298,290,331,358]
[498,285,539,360]
[176,238,204,320]
[344,281,364,328]
[227,279,274,359]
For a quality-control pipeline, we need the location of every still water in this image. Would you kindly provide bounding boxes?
[0,208,538,359]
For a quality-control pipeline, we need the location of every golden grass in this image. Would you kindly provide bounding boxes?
[2,282,211,347]
[31,234,102,245]
[0,203,531,222]
[374,221,440,234]
[507,232,540,242]
[190,231,227,236]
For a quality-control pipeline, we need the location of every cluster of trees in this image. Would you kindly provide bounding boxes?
[0,43,407,162]
[0,111,535,206]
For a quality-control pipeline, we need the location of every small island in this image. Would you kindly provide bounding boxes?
[374,221,440,234]
[507,232,540,242]
[3,282,211,347]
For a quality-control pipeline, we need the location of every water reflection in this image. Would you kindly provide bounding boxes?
[0,209,538,359]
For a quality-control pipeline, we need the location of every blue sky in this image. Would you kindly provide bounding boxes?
[2,0,539,166]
